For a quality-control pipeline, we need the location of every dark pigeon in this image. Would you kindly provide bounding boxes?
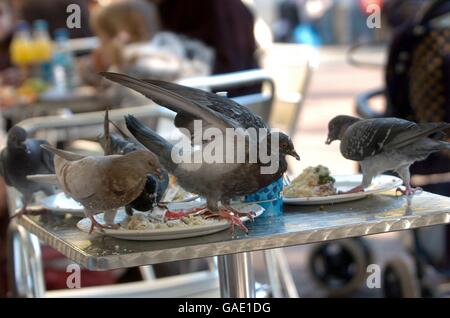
[101,72,300,232]
[0,126,55,213]
[98,107,169,215]
[326,115,450,195]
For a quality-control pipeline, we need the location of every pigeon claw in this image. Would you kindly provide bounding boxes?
[205,208,249,234]
[395,186,423,197]
[88,216,120,234]
[10,207,49,220]
[165,206,252,234]
[224,205,256,222]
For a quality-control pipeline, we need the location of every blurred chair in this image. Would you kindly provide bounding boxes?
[355,87,385,118]
[178,68,275,123]
[260,43,318,137]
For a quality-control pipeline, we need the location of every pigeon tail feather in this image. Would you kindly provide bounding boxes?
[26,174,59,185]
[389,123,450,149]
[40,144,85,161]
[125,115,176,172]
[108,119,130,140]
[103,106,112,155]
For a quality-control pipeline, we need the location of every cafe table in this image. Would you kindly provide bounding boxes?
[14,190,450,297]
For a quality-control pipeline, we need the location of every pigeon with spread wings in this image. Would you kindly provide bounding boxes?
[101,72,300,232]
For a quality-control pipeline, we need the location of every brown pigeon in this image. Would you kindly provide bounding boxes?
[40,144,162,233]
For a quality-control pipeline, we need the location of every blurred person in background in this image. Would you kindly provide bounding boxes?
[385,0,450,197]
[153,0,260,95]
[384,0,427,29]
[0,0,13,297]
[83,0,214,107]
[383,0,450,275]
[272,0,302,43]
[0,0,14,71]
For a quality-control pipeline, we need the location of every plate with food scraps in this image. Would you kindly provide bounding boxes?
[283,166,403,205]
[76,203,264,240]
[39,186,201,217]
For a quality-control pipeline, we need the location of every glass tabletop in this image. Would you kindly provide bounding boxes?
[18,191,450,270]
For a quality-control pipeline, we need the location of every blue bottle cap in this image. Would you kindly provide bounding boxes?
[54,28,69,40]
[33,19,49,31]
[16,20,30,32]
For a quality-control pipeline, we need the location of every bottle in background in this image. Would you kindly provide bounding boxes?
[32,20,53,82]
[9,21,33,77]
[52,28,79,93]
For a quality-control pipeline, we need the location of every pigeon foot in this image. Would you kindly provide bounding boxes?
[10,206,49,220]
[88,215,120,234]
[205,208,249,234]
[395,186,422,196]
[165,206,252,234]
[224,205,256,222]
[164,207,207,220]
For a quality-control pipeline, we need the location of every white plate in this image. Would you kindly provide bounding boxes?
[76,203,264,240]
[39,192,204,217]
[283,174,403,205]
[39,192,85,217]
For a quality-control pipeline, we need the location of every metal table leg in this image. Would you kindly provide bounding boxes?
[217,252,255,298]
[264,250,283,297]
[7,222,45,298]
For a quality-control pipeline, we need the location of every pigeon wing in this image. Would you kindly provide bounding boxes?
[60,160,99,200]
[0,149,11,185]
[101,72,240,131]
[385,122,450,149]
[341,118,417,161]
[37,140,55,173]
[141,79,269,130]
[103,156,147,199]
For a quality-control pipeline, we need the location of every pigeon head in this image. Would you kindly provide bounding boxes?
[127,150,163,178]
[270,131,300,160]
[326,115,360,144]
[7,126,28,149]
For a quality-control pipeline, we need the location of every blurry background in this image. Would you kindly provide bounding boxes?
[0,0,449,298]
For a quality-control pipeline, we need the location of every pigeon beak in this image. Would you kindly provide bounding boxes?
[20,141,29,153]
[289,150,300,161]
[325,137,332,145]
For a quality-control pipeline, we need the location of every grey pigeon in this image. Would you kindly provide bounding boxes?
[326,115,450,195]
[98,107,169,215]
[0,126,55,215]
[101,72,300,232]
[40,144,162,233]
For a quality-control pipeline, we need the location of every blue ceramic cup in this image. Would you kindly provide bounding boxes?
[243,177,284,218]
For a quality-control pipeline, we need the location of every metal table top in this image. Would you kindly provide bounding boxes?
[18,191,450,271]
